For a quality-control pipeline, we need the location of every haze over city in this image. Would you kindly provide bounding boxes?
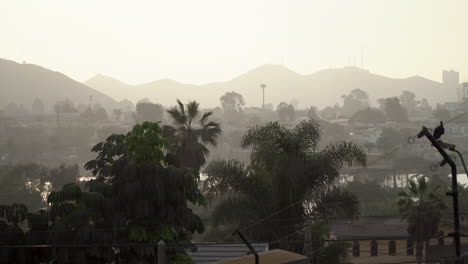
[2,1,468,263]
[2,0,468,85]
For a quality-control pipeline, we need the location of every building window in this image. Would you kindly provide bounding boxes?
[389,240,396,256]
[370,240,378,256]
[407,240,414,256]
[352,241,360,257]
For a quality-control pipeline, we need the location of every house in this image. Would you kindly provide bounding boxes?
[329,222,418,264]
[186,243,269,264]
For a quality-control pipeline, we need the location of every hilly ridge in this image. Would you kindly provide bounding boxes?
[0,59,117,111]
[85,65,452,109]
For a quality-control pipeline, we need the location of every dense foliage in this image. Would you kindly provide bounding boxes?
[203,120,366,255]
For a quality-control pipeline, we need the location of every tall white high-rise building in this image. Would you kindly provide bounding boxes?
[442,70,461,101]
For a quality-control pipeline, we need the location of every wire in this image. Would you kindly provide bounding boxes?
[445,112,468,124]
[452,149,468,180]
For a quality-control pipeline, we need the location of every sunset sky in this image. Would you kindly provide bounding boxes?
[2,0,468,84]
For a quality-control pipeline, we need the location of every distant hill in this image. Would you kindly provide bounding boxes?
[85,65,453,109]
[0,59,117,111]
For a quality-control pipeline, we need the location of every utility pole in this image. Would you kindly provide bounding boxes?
[233,229,259,264]
[417,126,461,260]
[260,83,266,109]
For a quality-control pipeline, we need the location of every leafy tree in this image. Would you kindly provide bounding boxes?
[398,177,446,262]
[48,164,80,190]
[0,203,28,263]
[341,89,369,117]
[277,102,295,122]
[378,97,409,122]
[376,127,403,155]
[4,102,20,114]
[31,98,45,114]
[94,107,108,121]
[118,99,135,112]
[399,91,417,114]
[320,104,340,120]
[136,101,164,122]
[220,91,245,112]
[164,100,222,171]
[220,92,245,124]
[113,108,123,121]
[307,106,320,120]
[47,183,112,263]
[54,99,77,127]
[418,98,432,113]
[0,163,48,210]
[349,107,386,124]
[347,181,399,216]
[54,99,77,114]
[203,121,366,245]
[85,122,205,262]
[433,104,450,121]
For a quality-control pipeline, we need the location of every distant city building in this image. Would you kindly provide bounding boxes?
[442,70,461,101]
[444,102,459,112]
[462,82,468,100]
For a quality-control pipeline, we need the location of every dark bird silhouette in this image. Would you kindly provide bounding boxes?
[433,121,445,139]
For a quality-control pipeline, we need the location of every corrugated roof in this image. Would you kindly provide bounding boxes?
[186,243,269,264]
[330,222,409,240]
[215,249,306,264]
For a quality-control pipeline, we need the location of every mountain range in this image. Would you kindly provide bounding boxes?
[0,57,456,112]
[0,58,116,111]
[85,65,454,109]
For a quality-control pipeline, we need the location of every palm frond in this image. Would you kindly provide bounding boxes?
[308,187,360,220]
[200,112,213,126]
[210,192,262,227]
[318,141,367,169]
[292,120,322,151]
[187,101,200,122]
[167,106,187,126]
[176,99,185,116]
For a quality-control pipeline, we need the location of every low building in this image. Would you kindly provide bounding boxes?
[330,222,418,264]
[186,243,269,264]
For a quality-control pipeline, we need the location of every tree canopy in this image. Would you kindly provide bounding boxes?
[349,107,386,124]
[203,120,366,249]
[378,97,409,122]
[164,100,222,171]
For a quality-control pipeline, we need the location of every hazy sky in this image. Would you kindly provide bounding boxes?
[2,0,468,84]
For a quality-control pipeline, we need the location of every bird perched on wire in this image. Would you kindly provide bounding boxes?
[433,121,445,139]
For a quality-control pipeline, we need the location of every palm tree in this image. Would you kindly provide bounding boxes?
[398,177,446,263]
[203,120,366,246]
[164,100,221,171]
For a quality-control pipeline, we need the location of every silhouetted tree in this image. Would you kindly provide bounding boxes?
[85,122,205,262]
[94,107,108,121]
[31,98,45,114]
[204,120,366,244]
[341,89,369,117]
[378,97,409,122]
[220,92,245,124]
[307,106,320,120]
[135,101,164,122]
[220,91,245,112]
[399,90,417,114]
[112,108,123,121]
[277,102,295,122]
[376,127,403,155]
[164,100,222,171]
[320,104,340,120]
[398,177,446,262]
[349,107,386,124]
